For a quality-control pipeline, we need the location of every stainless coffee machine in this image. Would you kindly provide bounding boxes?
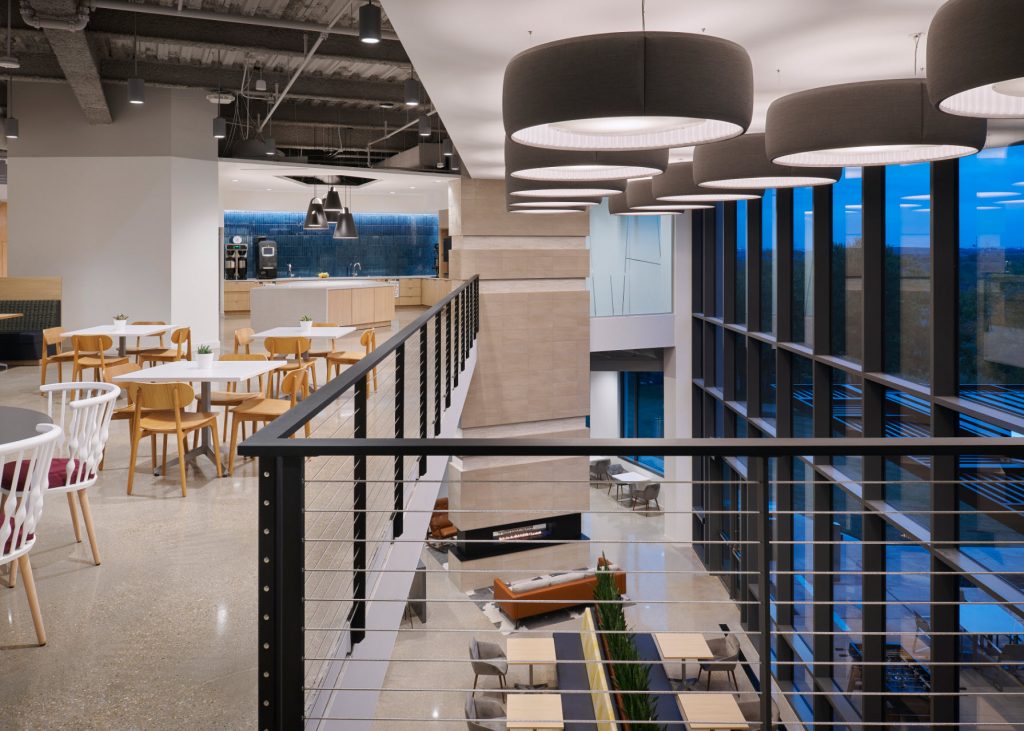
[224,238,249,280]
[256,237,278,279]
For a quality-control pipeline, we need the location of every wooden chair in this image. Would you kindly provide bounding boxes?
[39,326,75,387]
[227,369,310,475]
[308,322,341,385]
[103,362,159,471]
[234,327,256,354]
[264,336,317,393]
[0,422,62,645]
[124,320,167,364]
[71,335,129,381]
[126,382,222,497]
[140,327,191,365]
[326,328,378,392]
[207,353,269,440]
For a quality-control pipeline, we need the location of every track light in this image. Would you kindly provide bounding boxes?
[212,116,226,139]
[359,1,382,44]
[418,115,431,137]
[4,117,17,140]
[404,78,421,107]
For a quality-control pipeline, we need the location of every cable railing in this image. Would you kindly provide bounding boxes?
[240,276,1024,730]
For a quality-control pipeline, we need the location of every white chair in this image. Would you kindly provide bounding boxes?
[39,382,119,567]
[0,422,63,646]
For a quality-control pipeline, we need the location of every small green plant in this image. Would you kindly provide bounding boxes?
[594,556,663,729]
[299,314,313,322]
[196,344,213,355]
[113,313,129,320]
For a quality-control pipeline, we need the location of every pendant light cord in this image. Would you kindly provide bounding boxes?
[641,0,646,32]
[133,13,138,75]
[912,32,923,77]
[6,0,12,58]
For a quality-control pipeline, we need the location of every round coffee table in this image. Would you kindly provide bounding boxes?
[0,406,53,444]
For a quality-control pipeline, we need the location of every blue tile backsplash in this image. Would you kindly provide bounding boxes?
[224,210,440,278]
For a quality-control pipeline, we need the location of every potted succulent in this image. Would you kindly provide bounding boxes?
[112,313,129,332]
[195,344,215,370]
[299,314,314,334]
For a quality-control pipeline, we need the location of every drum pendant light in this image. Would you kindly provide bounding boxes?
[927,0,1024,117]
[507,175,625,199]
[128,13,144,105]
[404,75,421,107]
[505,137,668,182]
[503,31,753,151]
[625,178,711,211]
[507,193,601,209]
[693,133,840,189]
[765,79,986,167]
[653,162,761,202]
[608,191,677,216]
[359,1,382,44]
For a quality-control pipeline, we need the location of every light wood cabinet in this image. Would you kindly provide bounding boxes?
[223,280,261,313]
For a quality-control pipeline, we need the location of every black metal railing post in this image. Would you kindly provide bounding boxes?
[756,455,773,731]
[351,377,367,645]
[445,300,453,406]
[460,288,467,372]
[474,278,479,336]
[453,291,461,387]
[434,311,442,434]
[418,325,427,477]
[393,343,404,539]
[258,454,305,730]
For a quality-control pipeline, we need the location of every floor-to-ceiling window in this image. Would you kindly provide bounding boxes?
[620,371,665,475]
[691,148,1024,729]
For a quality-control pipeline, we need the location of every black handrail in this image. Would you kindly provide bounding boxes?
[240,274,480,446]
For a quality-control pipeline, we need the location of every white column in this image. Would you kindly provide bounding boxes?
[8,82,221,345]
[663,213,694,544]
[589,370,621,438]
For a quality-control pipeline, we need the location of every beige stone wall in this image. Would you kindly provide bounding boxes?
[448,177,591,586]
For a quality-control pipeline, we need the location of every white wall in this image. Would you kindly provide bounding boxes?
[8,83,221,344]
[589,370,621,439]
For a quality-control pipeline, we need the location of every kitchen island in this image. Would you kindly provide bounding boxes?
[250,279,396,331]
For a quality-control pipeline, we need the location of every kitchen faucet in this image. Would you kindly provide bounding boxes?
[287,263,295,277]
[348,262,362,276]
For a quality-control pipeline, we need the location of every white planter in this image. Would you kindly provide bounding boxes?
[112,319,127,332]
[195,352,215,370]
[299,321,313,334]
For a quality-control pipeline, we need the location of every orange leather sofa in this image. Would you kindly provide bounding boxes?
[493,558,627,624]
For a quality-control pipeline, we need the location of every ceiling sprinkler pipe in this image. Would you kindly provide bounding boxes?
[19,0,90,30]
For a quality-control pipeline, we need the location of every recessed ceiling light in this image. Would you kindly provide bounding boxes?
[389,191,395,194]
[409,186,416,189]
[232,179,239,182]
[266,188,272,191]
[1001,199,1024,204]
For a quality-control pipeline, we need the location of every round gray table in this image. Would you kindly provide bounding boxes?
[0,406,53,443]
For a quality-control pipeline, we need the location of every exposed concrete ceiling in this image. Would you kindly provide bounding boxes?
[381,0,1024,180]
[3,0,447,166]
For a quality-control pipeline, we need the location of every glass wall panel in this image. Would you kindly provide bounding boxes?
[833,485,863,710]
[884,389,932,531]
[761,190,777,333]
[793,355,813,439]
[831,168,863,361]
[884,162,931,384]
[758,342,777,426]
[732,334,747,404]
[792,459,813,636]
[793,187,814,344]
[736,201,748,325]
[714,326,725,391]
[959,145,1024,417]
[831,369,863,481]
[588,199,673,316]
[715,204,725,318]
[884,527,932,728]
[620,372,665,474]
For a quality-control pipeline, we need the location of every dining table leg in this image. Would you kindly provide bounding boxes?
[117,335,127,357]
[156,382,220,474]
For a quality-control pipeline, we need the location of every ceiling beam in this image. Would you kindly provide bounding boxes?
[27,0,111,123]
[85,10,411,69]
[227,120,415,152]
[222,102,429,132]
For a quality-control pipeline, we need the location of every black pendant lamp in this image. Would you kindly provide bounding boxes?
[503,31,752,151]
[323,187,343,223]
[404,76,421,107]
[303,187,327,230]
[507,174,625,199]
[765,79,987,167]
[653,162,760,202]
[359,1,382,44]
[418,115,431,137]
[927,0,1024,118]
[626,178,711,211]
[693,133,840,190]
[505,137,668,182]
[333,185,359,239]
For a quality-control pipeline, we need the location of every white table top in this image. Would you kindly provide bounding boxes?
[254,326,356,339]
[655,633,715,661]
[612,471,650,483]
[63,324,178,338]
[113,359,284,383]
[507,637,557,665]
